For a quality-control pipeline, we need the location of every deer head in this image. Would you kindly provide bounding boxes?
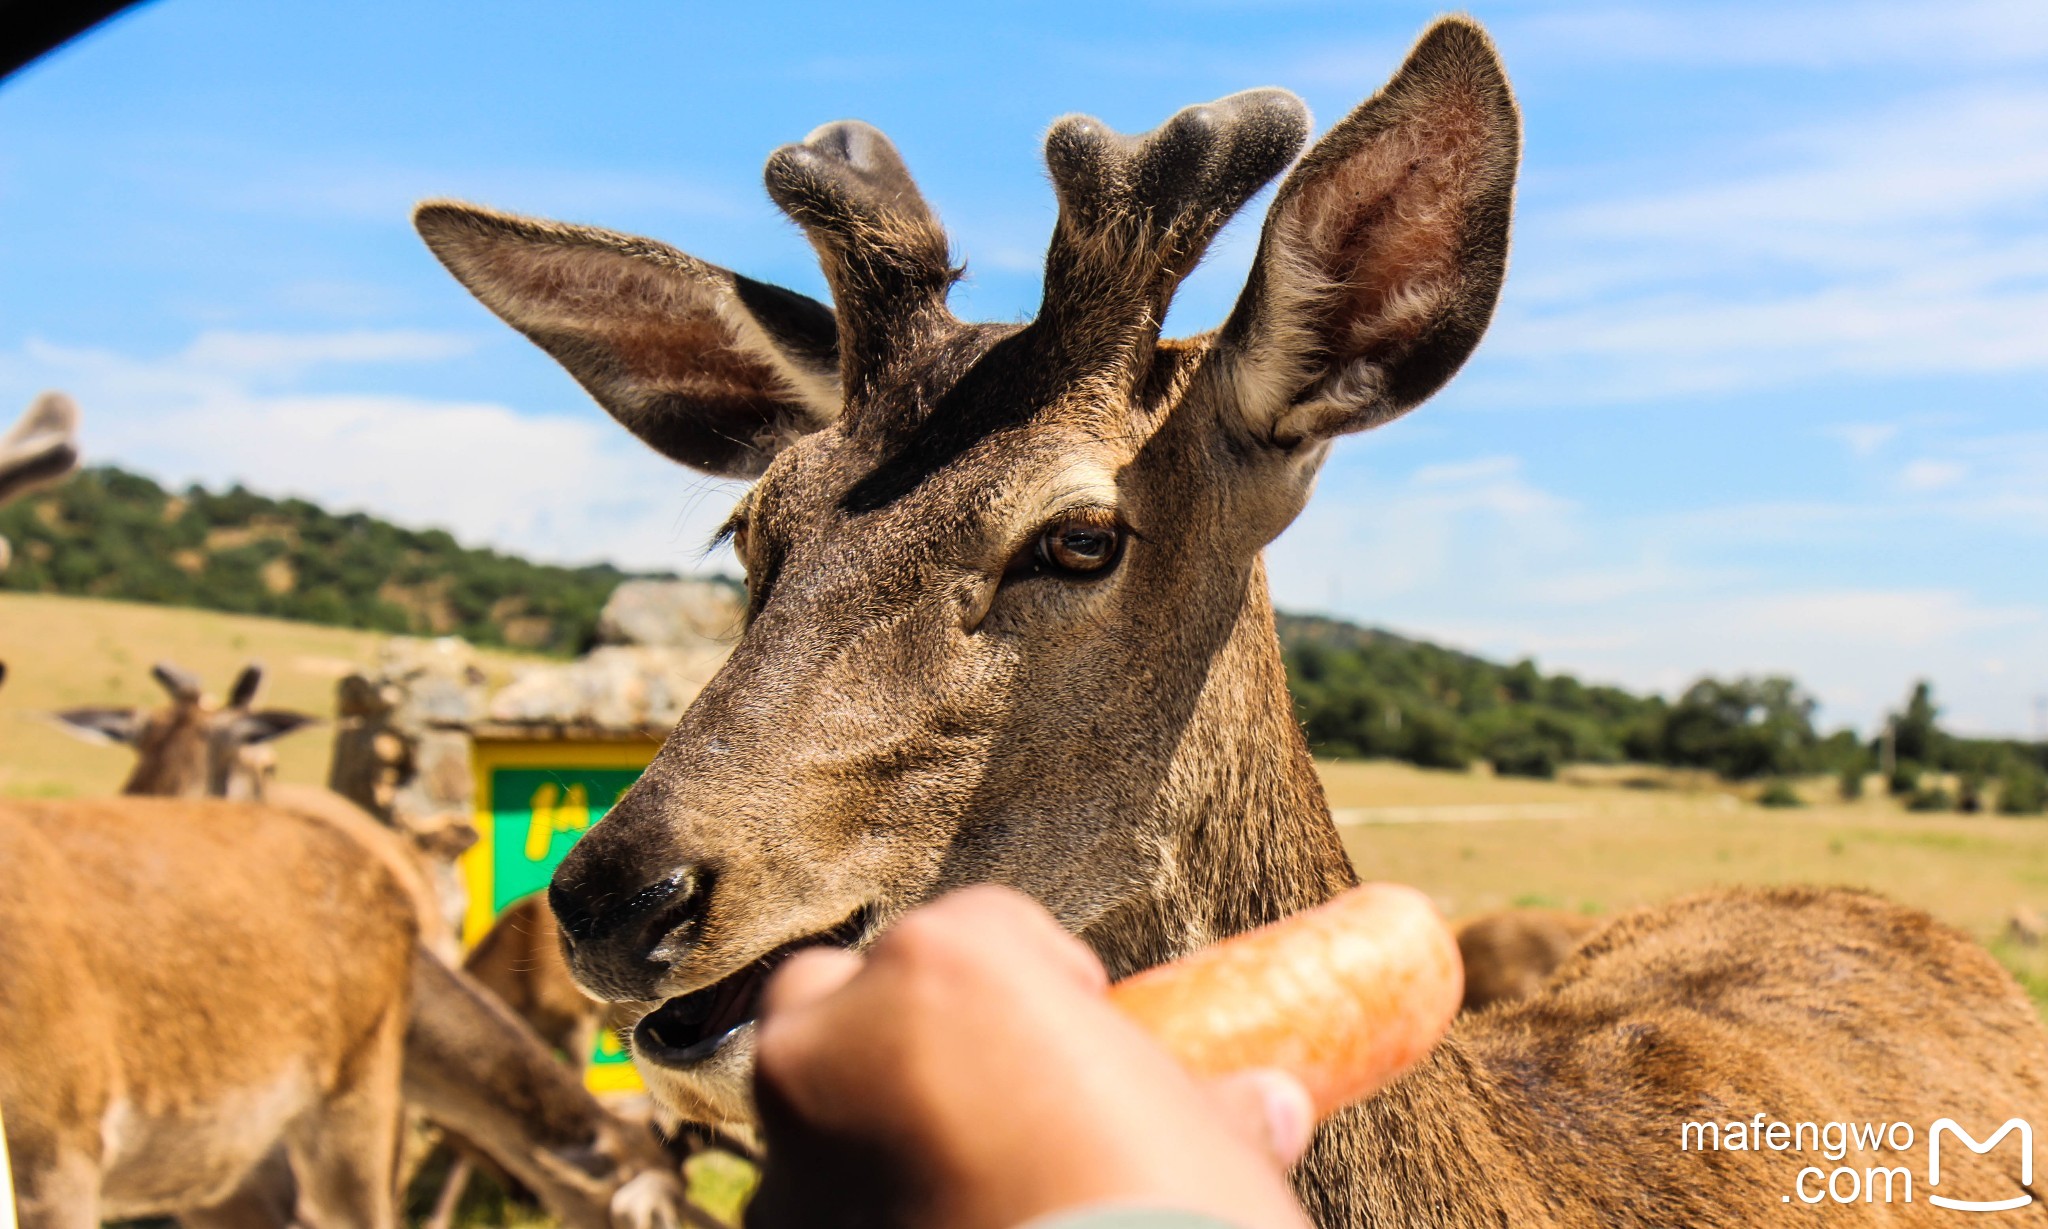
[55,662,319,799]
[418,18,1517,1128]
[0,390,81,577]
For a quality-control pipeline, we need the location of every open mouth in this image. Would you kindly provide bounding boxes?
[632,906,872,1068]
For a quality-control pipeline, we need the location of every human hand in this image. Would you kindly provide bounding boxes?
[745,886,1315,1229]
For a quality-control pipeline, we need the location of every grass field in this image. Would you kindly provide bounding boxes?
[7,590,2047,996]
[0,592,541,799]
[1323,759,2048,1001]
[9,592,2048,1228]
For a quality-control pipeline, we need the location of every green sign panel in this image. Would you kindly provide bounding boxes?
[487,767,646,915]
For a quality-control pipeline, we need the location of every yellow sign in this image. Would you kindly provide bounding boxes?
[464,738,662,1096]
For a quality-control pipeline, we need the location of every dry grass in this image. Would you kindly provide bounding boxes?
[7,591,2042,957]
[8,594,2048,1229]
[1322,759,2048,998]
[0,592,541,799]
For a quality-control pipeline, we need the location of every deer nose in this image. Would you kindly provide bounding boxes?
[548,854,709,1001]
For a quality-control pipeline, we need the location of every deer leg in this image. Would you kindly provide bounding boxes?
[180,1147,297,1229]
[283,1011,406,1229]
[6,1142,100,1229]
[420,1153,473,1229]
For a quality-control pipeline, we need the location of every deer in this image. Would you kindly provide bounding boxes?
[0,392,82,690]
[53,661,319,799]
[414,17,2048,1224]
[52,660,479,863]
[1453,907,1602,1013]
[0,391,80,570]
[49,662,701,1229]
[0,794,420,1229]
[462,893,614,1061]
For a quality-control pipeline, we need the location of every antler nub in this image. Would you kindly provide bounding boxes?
[1038,89,1310,380]
[765,121,954,396]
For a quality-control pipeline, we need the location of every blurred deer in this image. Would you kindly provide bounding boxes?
[52,662,698,1229]
[55,661,316,798]
[0,392,81,696]
[0,390,81,574]
[0,794,421,1229]
[1454,908,1601,1013]
[55,661,475,861]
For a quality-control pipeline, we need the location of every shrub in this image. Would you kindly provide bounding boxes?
[1403,709,1471,771]
[1657,676,1819,780]
[1758,779,1804,808]
[1837,766,1865,801]
[1888,760,1923,797]
[1905,786,1954,813]
[1487,735,1559,779]
[2001,763,2048,817]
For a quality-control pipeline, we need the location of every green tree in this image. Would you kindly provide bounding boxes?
[1890,680,1947,768]
[1657,676,1819,780]
[2001,761,2048,817]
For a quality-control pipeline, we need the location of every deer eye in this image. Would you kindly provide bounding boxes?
[1032,514,1124,578]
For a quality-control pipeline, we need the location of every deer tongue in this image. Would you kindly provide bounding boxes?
[632,907,871,1067]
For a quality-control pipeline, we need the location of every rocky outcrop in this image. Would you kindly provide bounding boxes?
[593,578,744,649]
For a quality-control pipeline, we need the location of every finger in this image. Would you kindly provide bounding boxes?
[760,945,864,1018]
[926,885,1110,993]
[1204,1068,1316,1168]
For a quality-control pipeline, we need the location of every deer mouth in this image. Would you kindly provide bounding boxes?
[632,907,873,1068]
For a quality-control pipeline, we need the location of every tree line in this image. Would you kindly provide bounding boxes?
[1278,615,2048,815]
[0,466,661,655]
[5,467,2040,812]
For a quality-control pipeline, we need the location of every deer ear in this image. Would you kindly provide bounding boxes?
[227,663,263,710]
[227,710,320,746]
[0,391,81,505]
[415,201,841,479]
[53,707,144,746]
[1220,18,1519,447]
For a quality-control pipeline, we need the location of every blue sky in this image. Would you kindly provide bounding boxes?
[2,0,2043,735]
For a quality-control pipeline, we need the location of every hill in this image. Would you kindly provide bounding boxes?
[4,465,2040,804]
[0,466,679,655]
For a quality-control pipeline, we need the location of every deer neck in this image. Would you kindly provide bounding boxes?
[1086,561,1359,978]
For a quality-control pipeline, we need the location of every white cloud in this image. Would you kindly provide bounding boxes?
[180,330,474,375]
[1900,459,1968,492]
[1268,451,2047,735]
[1823,422,1899,458]
[0,332,741,574]
[1518,0,2048,68]
[1480,84,2048,402]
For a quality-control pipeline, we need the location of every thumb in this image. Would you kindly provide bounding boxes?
[1204,1068,1316,1168]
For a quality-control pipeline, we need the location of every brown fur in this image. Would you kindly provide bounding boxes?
[0,798,417,1229]
[58,663,692,1229]
[52,661,317,802]
[0,392,80,657]
[417,17,2048,1223]
[1456,908,1603,1013]
[0,391,79,508]
[463,895,611,1060]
